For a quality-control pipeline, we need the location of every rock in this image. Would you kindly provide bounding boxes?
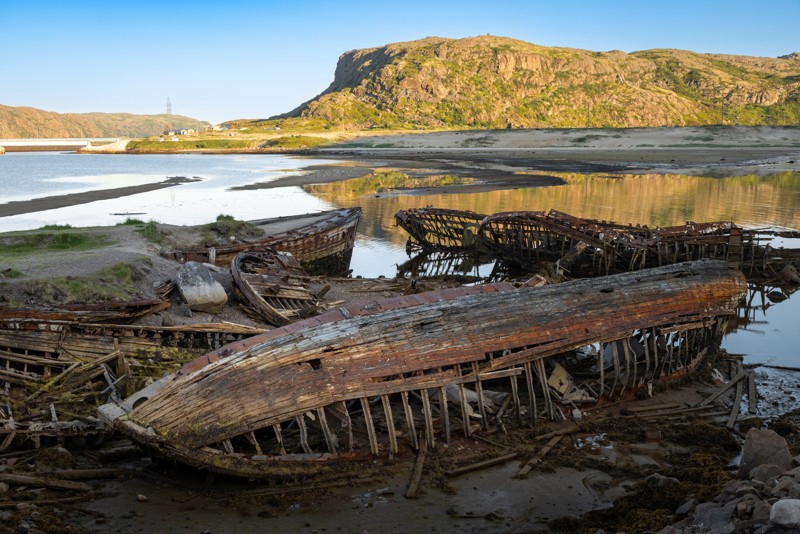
[751,499,772,522]
[749,464,786,483]
[676,496,699,516]
[691,500,738,533]
[137,493,148,502]
[0,511,11,521]
[176,262,227,314]
[770,478,800,499]
[739,428,792,478]
[638,474,685,510]
[793,455,800,469]
[0,482,8,493]
[769,498,800,528]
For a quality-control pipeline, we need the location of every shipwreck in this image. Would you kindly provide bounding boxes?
[395,207,800,280]
[99,260,745,478]
[167,207,361,275]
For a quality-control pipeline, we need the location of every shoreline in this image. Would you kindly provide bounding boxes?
[0,176,199,218]
[3,126,800,220]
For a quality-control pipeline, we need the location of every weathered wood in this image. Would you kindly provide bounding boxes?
[105,261,745,477]
[400,391,418,450]
[0,473,92,492]
[405,431,428,499]
[420,390,435,450]
[381,395,397,456]
[727,379,745,428]
[445,452,520,477]
[516,435,564,477]
[698,371,749,407]
[747,371,758,414]
[361,398,379,456]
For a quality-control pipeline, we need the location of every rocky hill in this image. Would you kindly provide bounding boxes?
[279,36,800,129]
[0,105,210,138]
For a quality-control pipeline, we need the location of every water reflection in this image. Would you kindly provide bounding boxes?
[306,171,800,249]
[307,170,800,367]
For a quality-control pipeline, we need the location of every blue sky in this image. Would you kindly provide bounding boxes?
[2,0,798,124]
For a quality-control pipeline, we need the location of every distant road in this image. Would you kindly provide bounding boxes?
[0,138,120,151]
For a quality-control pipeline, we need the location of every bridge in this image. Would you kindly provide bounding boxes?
[0,138,121,152]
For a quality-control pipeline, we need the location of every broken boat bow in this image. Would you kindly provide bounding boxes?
[99,260,746,478]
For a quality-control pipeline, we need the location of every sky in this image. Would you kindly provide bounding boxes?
[2,0,799,125]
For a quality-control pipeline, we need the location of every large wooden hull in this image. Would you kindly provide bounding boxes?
[396,207,799,280]
[168,208,361,275]
[100,260,745,478]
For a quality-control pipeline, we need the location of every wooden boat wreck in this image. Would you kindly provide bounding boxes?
[231,251,324,326]
[0,319,264,386]
[0,298,170,324]
[167,207,361,275]
[99,260,745,478]
[394,207,486,253]
[395,207,800,281]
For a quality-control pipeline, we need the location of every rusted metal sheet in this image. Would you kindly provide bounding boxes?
[168,208,361,275]
[100,260,745,478]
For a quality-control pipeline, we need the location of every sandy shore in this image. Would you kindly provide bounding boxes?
[0,176,199,218]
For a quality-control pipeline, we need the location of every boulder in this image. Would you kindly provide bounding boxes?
[739,428,792,479]
[691,500,737,533]
[638,474,685,510]
[749,464,786,484]
[770,498,800,528]
[176,262,228,314]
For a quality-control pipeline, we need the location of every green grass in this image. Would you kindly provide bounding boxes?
[127,139,254,152]
[260,136,331,150]
[23,261,145,304]
[0,231,108,257]
[1,268,24,279]
[139,220,162,243]
[117,217,146,225]
[202,215,264,244]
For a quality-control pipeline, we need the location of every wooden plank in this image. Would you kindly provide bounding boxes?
[405,431,428,499]
[381,395,397,456]
[727,379,744,428]
[0,473,91,492]
[698,370,748,407]
[361,398,379,456]
[516,435,563,477]
[445,452,519,477]
[747,371,758,415]
[400,391,418,450]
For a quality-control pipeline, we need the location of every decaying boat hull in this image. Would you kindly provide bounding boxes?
[395,207,799,280]
[231,251,321,326]
[100,260,745,478]
[394,207,486,252]
[168,208,361,275]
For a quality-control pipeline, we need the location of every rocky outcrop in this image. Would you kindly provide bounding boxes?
[661,429,799,533]
[279,35,800,129]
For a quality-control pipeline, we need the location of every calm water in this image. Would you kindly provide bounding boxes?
[1,152,799,366]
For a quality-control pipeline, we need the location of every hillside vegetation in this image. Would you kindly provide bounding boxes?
[0,105,209,138]
[268,36,800,130]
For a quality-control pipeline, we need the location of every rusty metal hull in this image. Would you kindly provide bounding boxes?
[231,251,320,326]
[100,260,745,478]
[169,208,361,275]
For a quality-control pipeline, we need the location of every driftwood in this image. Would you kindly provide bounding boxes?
[0,472,92,492]
[405,431,428,498]
[101,260,745,478]
[445,452,520,477]
[516,435,564,477]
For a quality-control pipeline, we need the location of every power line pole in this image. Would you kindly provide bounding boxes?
[166,97,172,115]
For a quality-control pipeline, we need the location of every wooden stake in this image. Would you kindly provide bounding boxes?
[405,430,428,499]
[381,395,398,456]
[401,391,418,450]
